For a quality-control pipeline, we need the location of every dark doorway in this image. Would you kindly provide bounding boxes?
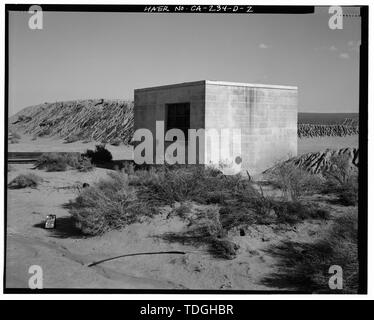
[166,103,190,138]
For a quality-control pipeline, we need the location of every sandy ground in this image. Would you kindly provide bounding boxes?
[6,162,354,290]
[297,135,358,155]
[5,134,358,290]
[8,135,133,161]
[9,134,359,159]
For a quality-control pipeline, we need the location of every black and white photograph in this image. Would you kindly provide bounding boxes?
[3,3,368,294]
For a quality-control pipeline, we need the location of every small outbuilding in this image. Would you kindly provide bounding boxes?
[134,80,297,175]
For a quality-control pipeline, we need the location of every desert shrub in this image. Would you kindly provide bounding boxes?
[8,173,42,189]
[273,201,330,224]
[35,152,81,172]
[263,211,358,293]
[210,238,240,260]
[324,154,355,185]
[337,180,358,206]
[219,198,330,229]
[161,206,237,259]
[173,202,193,219]
[235,183,275,215]
[322,154,358,206]
[64,135,80,143]
[68,171,155,235]
[77,158,95,172]
[219,179,330,228]
[270,163,323,201]
[121,162,135,175]
[130,165,242,205]
[83,144,113,164]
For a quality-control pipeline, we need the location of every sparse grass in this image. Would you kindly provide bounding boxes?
[161,206,237,259]
[130,165,242,205]
[269,162,323,201]
[322,154,358,206]
[67,164,332,260]
[262,211,358,293]
[68,171,156,236]
[35,152,83,172]
[272,201,330,224]
[173,202,193,219]
[8,173,42,189]
[219,198,330,229]
[83,144,113,164]
[77,158,95,172]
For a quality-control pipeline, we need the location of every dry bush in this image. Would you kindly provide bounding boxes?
[83,144,113,164]
[270,163,323,201]
[8,173,42,189]
[131,165,329,229]
[35,152,82,171]
[129,165,242,205]
[272,201,330,224]
[162,206,238,259]
[210,238,240,260]
[69,171,156,236]
[322,154,358,206]
[219,178,330,228]
[220,198,330,228]
[263,211,358,293]
[77,158,95,172]
[173,202,193,219]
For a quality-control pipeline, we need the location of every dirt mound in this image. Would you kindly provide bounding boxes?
[9,99,134,144]
[265,147,359,175]
[10,100,359,143]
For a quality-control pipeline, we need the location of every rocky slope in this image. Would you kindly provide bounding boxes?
[9,99,358,142]
[265,147,359,175]
[9,99,134,144]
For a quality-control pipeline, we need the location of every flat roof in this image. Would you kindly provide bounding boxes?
[134,80,297,92]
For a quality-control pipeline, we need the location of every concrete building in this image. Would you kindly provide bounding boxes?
[134,80,298,175]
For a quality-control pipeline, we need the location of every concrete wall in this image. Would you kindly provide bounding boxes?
[134,81,205,164]
[205,81,298,174]
[134,80,297,174]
